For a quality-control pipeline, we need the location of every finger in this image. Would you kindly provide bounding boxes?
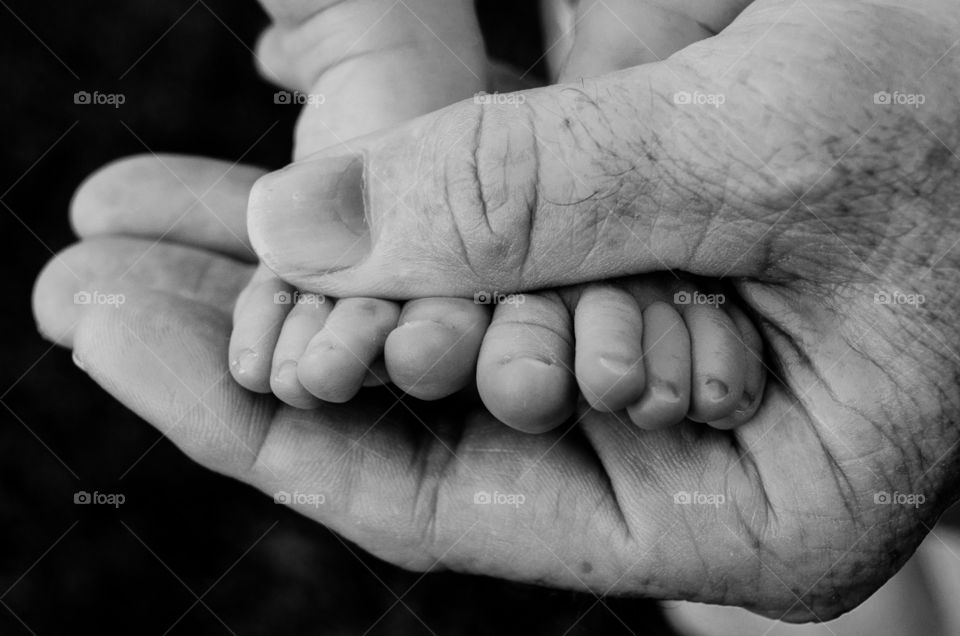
[626,302,691,430]
[247,53,782,299]
[476,293,577,434]
[72,154,261,260]
[573,285,646,413]
[384,298,490,400]
[33,237,252,347]
[297,298,400,402]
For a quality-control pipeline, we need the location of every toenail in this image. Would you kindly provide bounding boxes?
[231,349,258,375]
[598,356,635,376]
[274,360,298,383]
[399,319,455,331]
[71,351,87,372]
[502,354,555,368]
[704,379,729,401]
[735,393,754,413]
[651,382,681,402]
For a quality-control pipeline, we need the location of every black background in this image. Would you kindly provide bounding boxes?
[0,1,675,633]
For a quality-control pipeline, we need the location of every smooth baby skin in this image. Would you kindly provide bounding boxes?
[229,0,493,408]
[239,0,767,433]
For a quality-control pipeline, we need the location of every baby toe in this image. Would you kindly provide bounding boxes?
[297,297,400,403]
[573,285,646,412]
[269,293,332,409]
[384,298,490,400]
[229,265,293,394]
[679,294,747,423]
[626,301,691,430]
[476,293,576,434]
[707,303,767,430]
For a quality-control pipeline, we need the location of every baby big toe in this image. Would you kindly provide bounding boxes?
[384,298,490,400]
[476,293,576,434]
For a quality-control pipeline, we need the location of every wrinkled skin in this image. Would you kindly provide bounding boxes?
[33,0,960,623]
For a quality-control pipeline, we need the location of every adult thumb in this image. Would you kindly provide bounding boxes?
[247,44,812,298]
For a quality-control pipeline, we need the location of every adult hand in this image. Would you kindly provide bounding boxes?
[35,132,957,625]
[32,0,960,623]
[242,2,960,623]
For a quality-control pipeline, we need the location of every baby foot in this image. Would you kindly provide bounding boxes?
[470,276,766,434]
[241,263,765,436]
[229,0,488,403]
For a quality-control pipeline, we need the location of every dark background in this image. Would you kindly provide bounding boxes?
[0,1,675,633]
